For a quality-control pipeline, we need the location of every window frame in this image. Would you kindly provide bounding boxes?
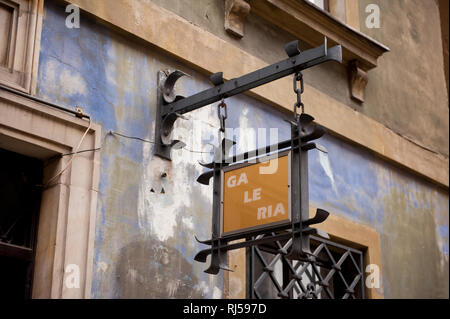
[0,88,101,298]
[224,209,384,299]
[0,0,43,94]
[246,234,366,299]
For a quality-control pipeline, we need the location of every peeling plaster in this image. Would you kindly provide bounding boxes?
[98,262,109,272]
[59,69,88,96]
[212,286,222,299]
[318,151,337,194]
[36,0,449,299]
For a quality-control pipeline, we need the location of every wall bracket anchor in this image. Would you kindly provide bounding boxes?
[154,37,341,161]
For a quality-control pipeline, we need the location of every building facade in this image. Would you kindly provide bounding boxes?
[0,0,448,299]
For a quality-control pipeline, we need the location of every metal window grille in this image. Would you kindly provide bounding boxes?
[247,233,365,299]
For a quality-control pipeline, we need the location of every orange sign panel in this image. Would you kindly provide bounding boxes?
[221,153,290,235]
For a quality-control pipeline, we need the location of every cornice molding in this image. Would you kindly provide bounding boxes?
[249,0,389,71]
[224,0,251,38]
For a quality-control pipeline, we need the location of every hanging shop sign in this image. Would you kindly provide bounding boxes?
[155,37,342,275]
[221,153,291,236]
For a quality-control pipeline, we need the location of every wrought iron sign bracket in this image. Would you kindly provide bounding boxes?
[154,37,341,160]
[153,37,343,275]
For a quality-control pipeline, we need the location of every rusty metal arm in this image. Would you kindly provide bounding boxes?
[161,40,341,117]
[154,38,342,160]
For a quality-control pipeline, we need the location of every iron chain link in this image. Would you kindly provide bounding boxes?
[217,99,227,133]
[293,71,304,118]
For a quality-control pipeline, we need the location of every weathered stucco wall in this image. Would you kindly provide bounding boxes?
[359,0,449,157]
[37,1,223,298]
[36,1,448,298]
[151,0,449,158]
[149,0,359,125]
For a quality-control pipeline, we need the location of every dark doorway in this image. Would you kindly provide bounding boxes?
[0,148,43,299]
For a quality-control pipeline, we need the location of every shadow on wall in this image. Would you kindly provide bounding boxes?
[117,236,204,298]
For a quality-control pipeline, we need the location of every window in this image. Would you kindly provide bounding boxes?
[225,211,382,299]
[0,88,101,298]
[0,1,16,69]
[0,148,43,299]
[247,234,365,299]
[0,0,42,93]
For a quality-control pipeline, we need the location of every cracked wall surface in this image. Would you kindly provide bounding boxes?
[151,0,449,157]
[35,0,448,298]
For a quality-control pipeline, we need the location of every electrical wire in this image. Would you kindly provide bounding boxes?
[43,119,92,188]
[182,147,212,154]
[39,129,213,188]
[110,130,212,154]
[110,131,158,145]
[2,83,212,186]
[53,130,213,160]
[60,147,102,157]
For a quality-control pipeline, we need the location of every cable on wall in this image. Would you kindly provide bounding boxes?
[55,130,213,158]
[43,119,92,188]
